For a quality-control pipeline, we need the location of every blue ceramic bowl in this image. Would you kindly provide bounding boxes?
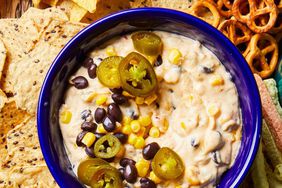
[37,8,262,188]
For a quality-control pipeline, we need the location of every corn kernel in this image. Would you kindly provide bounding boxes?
[186,166,200,186]
[168,48,182,65]
[149,171,162,184]
[128,134,138,145]
[121,124,132,135]
[175,186,182,188]
[210,75,224,86]
[131,120,141,133]
[135,159,150,177]
[81,132,96,147]
[207,104,220,117]
[96,95,107,105]
[97,124,107,133]
[134,137,145,149]
[122,91,135,98]
[149,127,160,138]
[137,127,146,137]
[105,46,117,56]
[116,145,126,158]
[163,118,169,131]
[115,122,122,132]
[122,116,132,125]
[181,122,186,129]
[84,92,97,102]
[60,110,72,124]
[139,116,152,127]
[144,94,157,105]
[135,97,144,105]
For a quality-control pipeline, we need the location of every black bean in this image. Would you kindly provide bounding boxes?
[112,93,128,105]
[81,121,97,132]
[71,76,88,89]
[154,55,163,67]
[113,133,128,144]
[76,131,87,147]
[120,158,136,167]
[110,87,123,94]
[102,115,116,132]
[203,66,214,74]
[140,178,156,188]
[124,164,138,183]
[107,103,122,122]
[142,142,160,160]
[88,63,97,79]
[85,146,95,158]
[94,133,105,140]
[118,167,125,180]
[81,109,93,122]
[94,108,106,123]
[82,57,94,68]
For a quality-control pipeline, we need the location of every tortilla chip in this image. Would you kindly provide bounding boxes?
[151,0,192,11]
[20,7,69,31]
[71,0,98,13]
[3,117,44,167]
[10,20,86,114]
[130,0,152,8]
[42,0,60,6]
[0,89,7,110]
[0,100,29,138]
[0,39,7,81]
[7,165,58,188]
[81,0,130,23]
[32,0,42,8]
[0,19,40,93]
[70,3,88,22]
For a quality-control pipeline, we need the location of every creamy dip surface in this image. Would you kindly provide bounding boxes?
[59,31,242,188]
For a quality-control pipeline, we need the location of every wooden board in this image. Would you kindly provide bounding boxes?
[0,0,32,18]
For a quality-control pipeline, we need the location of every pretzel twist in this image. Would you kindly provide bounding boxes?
[191,1,221,27]
[232,0,278,33]
[208,0,233,17]
[246,33,278,78]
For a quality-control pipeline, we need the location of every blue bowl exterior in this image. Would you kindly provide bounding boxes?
[37,8,261,188]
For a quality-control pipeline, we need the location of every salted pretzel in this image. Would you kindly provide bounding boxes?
[232,0,278,33]
[270,11,282,33]
[208,0,233,17]
[246,33,278,78]
[191,1,221,27]
[218,19,252,57]
[274,0,282,10]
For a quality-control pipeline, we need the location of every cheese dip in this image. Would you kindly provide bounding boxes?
[59,31,242,188]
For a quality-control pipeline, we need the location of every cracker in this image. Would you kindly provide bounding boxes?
[0,19,40,93]
[81,0,130,23]
[150,0,192,11]
[0,39,7,81]
[10,20,86,114]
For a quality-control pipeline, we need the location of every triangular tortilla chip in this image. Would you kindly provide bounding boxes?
[0,19,40,93]
[7,165,58,188]
[130,0,152,8]
[0,39,7,81]
[10,20,86,114]
[151,0,192,11]
[20,7,69,31]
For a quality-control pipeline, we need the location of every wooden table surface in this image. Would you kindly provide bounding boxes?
[0,0,32,18]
